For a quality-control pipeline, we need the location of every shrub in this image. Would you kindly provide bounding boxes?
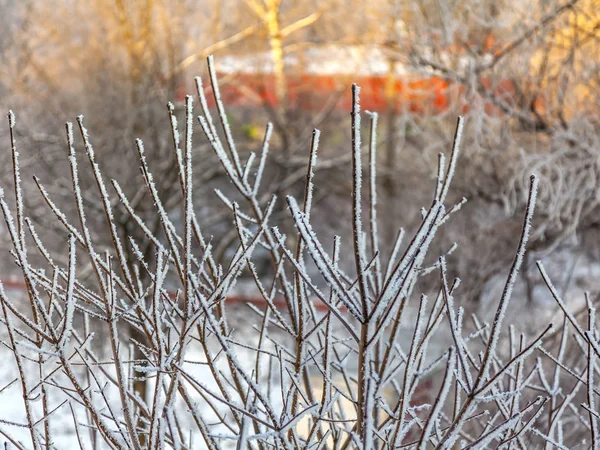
[0,56,595,449]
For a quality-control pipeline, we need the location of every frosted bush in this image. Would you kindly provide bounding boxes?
[0,56,597,449]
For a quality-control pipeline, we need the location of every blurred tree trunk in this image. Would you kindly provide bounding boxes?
[265,0,286,107]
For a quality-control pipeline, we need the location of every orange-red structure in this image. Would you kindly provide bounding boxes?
[191,71,530,117]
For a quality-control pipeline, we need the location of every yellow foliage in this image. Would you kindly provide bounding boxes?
[527,0,599,119]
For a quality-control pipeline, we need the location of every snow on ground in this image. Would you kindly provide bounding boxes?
[1,247,592,449]
[0,297,435,449]
[0,296,280,449]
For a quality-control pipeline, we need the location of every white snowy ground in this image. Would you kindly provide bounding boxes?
[0,330,244,449]
[0,301,443,449]
[0,249,595,449]
[0,290,280,450]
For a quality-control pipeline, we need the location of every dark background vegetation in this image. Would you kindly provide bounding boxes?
[0,0,598,312]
